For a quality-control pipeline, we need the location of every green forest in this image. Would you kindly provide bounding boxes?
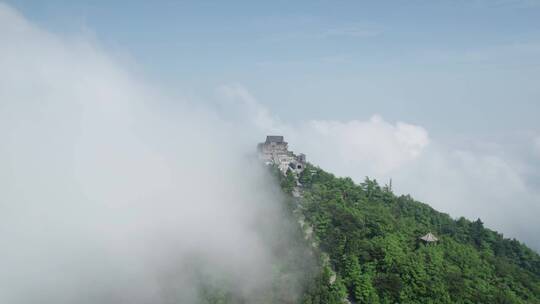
[200,163,540,303]
[293,164,540,303]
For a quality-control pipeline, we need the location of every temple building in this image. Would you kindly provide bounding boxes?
[257,135,306,174]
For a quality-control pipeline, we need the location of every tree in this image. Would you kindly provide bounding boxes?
[354,264,379,304]
[280,168,296,194]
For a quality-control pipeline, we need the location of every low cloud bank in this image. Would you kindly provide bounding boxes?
[0,5,300,303]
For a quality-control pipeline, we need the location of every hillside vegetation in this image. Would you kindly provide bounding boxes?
[199,163,539,303]
[289,163,540,304]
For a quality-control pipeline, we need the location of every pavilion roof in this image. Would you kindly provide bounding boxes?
[420,232,439,242]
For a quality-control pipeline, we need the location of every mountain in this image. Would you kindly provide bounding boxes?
[198,159,539,303]
[289,163,540,304]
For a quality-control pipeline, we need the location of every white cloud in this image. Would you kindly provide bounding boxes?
[217,83,282,132]
[217,84,429,176]
[295,117,429,175]
[393,147,540,246]
[0,4,303,303]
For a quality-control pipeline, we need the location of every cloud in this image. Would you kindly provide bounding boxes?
[217,84,429,176]
[0,4,306,303]
[217,83,282,132]
[219,84,540,250]
[292,117,429,176]
[393,147,540,247]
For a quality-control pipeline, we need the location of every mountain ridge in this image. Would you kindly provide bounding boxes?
[282,162,540,303]
[197,138,539,303]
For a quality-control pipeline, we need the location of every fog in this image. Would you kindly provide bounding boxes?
[0,4,304,303]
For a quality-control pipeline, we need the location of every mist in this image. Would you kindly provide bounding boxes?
[0,4,306,303]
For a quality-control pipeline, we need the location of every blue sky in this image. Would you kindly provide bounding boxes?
[9,0,540,137]
[3,1,540,248]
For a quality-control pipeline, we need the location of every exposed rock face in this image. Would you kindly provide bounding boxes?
[257,136,306,174]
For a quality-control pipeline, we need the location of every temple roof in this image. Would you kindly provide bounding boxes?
[266,135,285,143]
